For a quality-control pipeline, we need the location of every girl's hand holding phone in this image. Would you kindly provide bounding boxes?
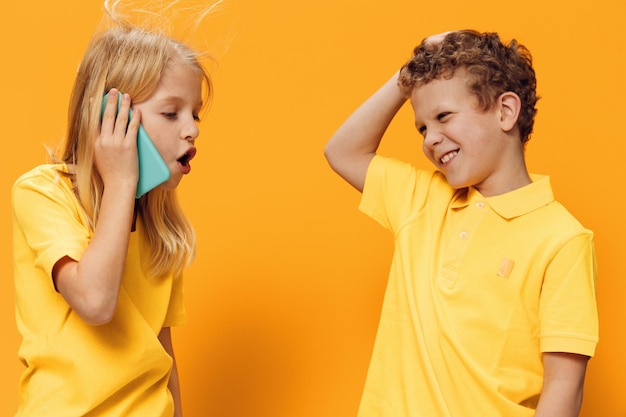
[96,89,139,196]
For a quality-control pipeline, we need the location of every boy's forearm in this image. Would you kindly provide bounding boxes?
[324,71,409,191]
[327,71,408,154]
[534,352,588,417]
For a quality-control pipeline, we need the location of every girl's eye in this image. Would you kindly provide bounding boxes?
[193,114,201,122]
[163,112,177,119]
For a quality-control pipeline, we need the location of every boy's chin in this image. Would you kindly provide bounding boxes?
[443,176,474,191]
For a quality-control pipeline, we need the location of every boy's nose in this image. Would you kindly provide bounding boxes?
[423,130,443,149]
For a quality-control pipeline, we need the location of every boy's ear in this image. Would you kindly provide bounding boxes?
[498,92,521,132]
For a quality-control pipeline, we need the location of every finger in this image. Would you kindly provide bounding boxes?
[126,107,141,141]
[101,88,120,133]
[113,93,132,138]
[425,31,453,45]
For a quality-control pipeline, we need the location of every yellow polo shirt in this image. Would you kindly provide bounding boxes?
[357,156,598,417]
[12,164,187,417]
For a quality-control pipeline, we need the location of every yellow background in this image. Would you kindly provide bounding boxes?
[1,0,624,415]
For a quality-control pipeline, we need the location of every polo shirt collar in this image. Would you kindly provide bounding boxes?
[450,175,554,220]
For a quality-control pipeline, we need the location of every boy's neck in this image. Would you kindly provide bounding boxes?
[475,161,532,197]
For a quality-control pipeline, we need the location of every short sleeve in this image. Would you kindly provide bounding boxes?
[12,166,91,279]
[162,273,187,327]
[539,232,598,356]
[359,155,452,232]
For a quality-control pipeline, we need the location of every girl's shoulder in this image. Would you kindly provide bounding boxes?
[12,163,74,198]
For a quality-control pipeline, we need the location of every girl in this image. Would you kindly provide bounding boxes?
[11,4,212,416]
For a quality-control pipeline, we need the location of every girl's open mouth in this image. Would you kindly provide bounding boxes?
[177,147,196,174]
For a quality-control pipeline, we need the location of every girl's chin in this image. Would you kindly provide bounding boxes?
[155,177,181,192]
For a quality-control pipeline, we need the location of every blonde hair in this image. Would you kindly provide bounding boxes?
[58,5,214,277]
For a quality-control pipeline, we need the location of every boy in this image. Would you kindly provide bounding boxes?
[324,30,598,417]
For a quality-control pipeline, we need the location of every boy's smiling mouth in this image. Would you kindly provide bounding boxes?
[440,150,459,166]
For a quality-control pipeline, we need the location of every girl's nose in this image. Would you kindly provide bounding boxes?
[182,118,199,141]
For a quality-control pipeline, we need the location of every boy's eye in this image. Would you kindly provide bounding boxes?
[193,114,201,122]
[437,112,450,121]
[417,125,427,137]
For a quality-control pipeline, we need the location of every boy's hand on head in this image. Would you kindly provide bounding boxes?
[424,31,454,46]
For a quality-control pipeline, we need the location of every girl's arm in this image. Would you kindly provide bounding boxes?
[534,352,589,417]
[324,71,408,192]
[53,91,140,325]
[159,327,183,417]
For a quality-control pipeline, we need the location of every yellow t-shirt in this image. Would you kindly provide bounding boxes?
[357,156,598,417]
[12,164,187,417]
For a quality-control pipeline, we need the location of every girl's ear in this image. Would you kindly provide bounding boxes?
[498,91,521,132]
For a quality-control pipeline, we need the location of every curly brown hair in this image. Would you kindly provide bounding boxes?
[398,30,539,144]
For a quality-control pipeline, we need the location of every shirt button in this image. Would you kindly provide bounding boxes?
[459,231,468,239]
[476,201,485,209]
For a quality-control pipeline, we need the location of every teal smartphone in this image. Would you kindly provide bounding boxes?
[101,92,171,198]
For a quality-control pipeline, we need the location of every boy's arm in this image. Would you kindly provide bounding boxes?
[534,352,589,417]
[324,71,409,192]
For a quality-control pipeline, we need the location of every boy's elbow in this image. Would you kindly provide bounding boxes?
[323,141,346,173]
[323,141,335,165]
